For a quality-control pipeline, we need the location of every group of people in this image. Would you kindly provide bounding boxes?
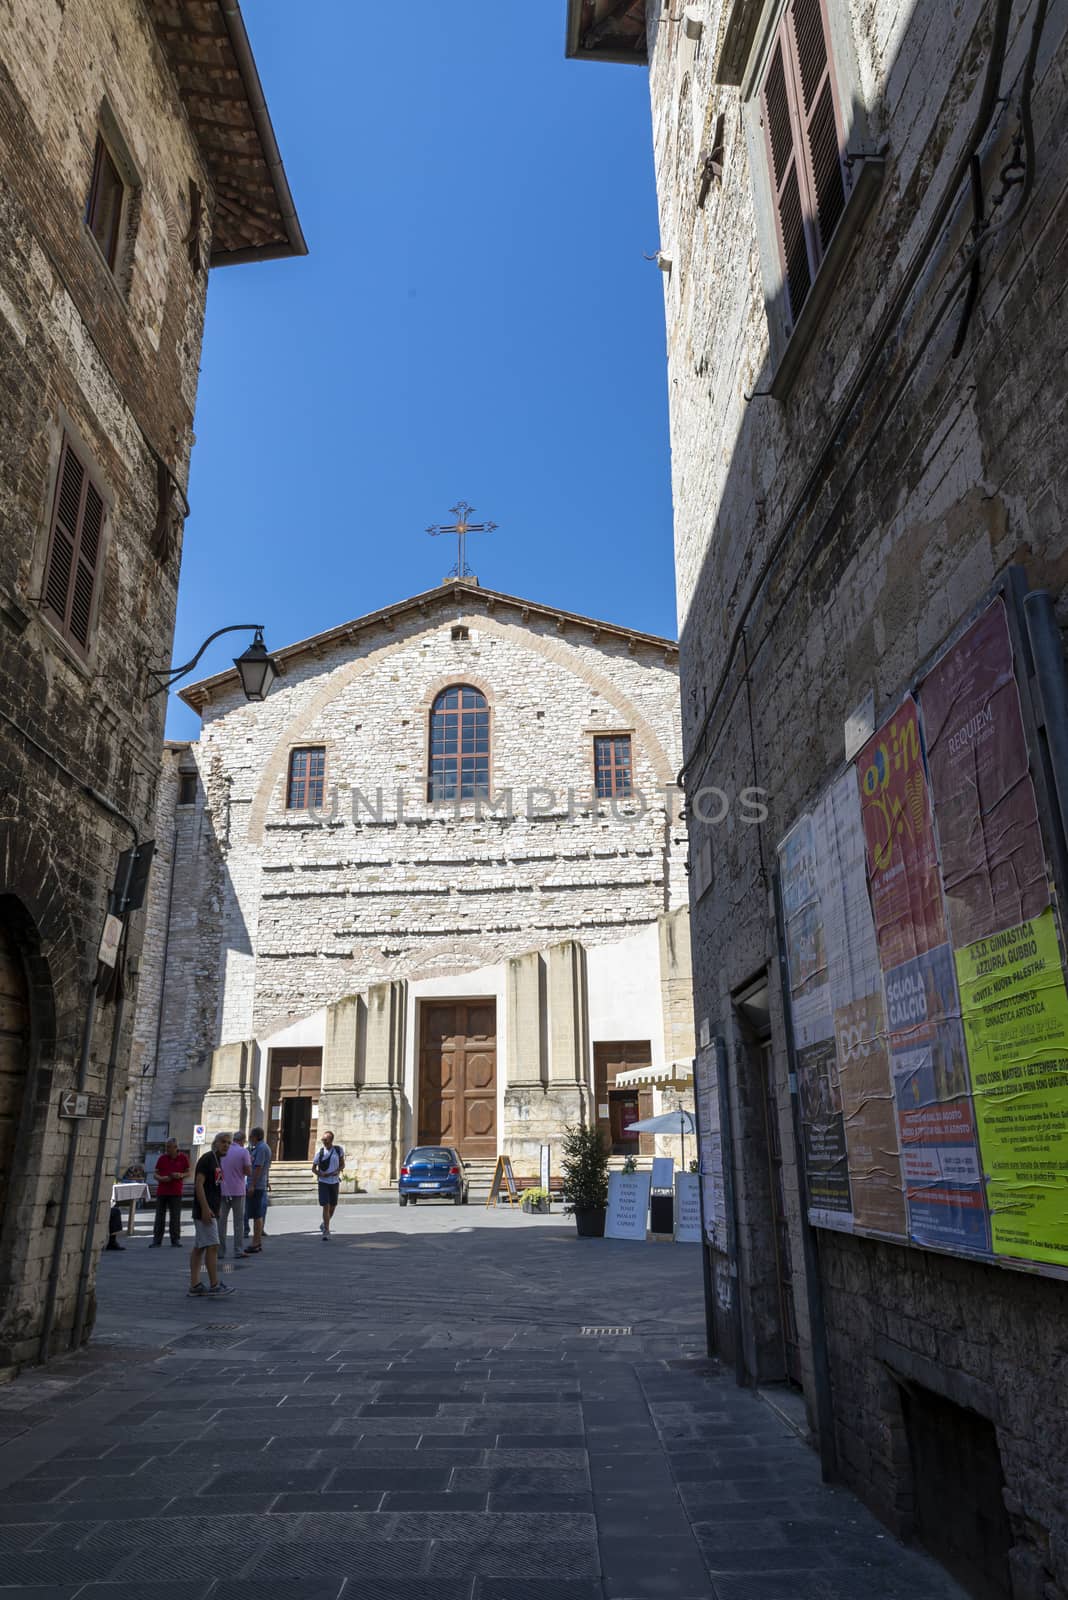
[104,1128,348,1295]
[185,1127,273,1296]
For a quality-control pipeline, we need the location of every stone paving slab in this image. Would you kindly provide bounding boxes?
[0,1204,970,1600]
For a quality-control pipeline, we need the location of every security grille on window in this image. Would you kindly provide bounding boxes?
[428,685,489,801]
[286,747,326,810]
[85,134,125,270]
[760,0,848,325]
[42,436,105,653]
[594,735,633,799]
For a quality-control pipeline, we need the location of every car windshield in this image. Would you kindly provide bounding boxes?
[407,1148,455,1165]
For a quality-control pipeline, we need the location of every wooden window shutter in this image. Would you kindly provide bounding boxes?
[43,438,104,651]
[760,0,847,325]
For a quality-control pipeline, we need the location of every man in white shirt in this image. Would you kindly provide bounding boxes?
[312,1130,345,1241]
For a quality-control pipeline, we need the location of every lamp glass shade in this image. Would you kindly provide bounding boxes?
[234,633,278,702]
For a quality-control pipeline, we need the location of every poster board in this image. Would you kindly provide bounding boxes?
[650,1156,675,1191]
[485,1155,519,1208]
[539,1144,551,1191]
[604,1172,651,1240]
[674,1173,702,1242]
[777,599,1068,1277]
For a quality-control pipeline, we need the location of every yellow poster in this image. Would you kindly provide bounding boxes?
[956,908,1068,1266]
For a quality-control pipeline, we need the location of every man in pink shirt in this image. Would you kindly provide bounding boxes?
[218,1130,253,1259]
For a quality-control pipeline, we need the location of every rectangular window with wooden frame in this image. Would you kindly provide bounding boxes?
[594,734,633,799]
[760,0,848,330]
[286,747,326,811]
[41,435,105,655]
[85,133,126,271]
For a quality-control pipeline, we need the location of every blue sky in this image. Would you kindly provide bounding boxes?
[166,1,671,739]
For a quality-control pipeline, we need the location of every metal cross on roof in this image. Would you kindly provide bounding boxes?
[426,501,498,580]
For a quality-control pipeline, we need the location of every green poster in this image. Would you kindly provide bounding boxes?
[956,908,1068,1266]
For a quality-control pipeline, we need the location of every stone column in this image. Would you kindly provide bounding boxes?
[548,940,590,1087]
[352,980,407,1190]
[659,907,696,1067]
[318,993,367,1186]
[200,1040,257,1150]
[503,940,589,1178]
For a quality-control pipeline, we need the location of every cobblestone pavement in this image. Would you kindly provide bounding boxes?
[0,1203,967,1600]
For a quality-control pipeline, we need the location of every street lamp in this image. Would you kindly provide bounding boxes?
[148,624,279,700]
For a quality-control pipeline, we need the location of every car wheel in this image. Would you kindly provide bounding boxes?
[409,1196,418,1205]
[453,1191,463,1206]
[462,1190,469,1205]
[399,1195,407,1207]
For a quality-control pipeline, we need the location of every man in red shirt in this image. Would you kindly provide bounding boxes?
[151,1138,190,1247]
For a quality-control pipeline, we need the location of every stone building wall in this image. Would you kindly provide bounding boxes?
[135,588,689,1137]
[0,0,215,1368]
[639,0,1068,1591]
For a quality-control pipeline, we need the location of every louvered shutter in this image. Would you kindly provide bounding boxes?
[762,37,812,324]
[761,0,847,325]
[788,0,847,250]
[43,438,103,652]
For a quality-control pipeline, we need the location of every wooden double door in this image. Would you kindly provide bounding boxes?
[268,1047,322,1161]
[418,1000,497,1158]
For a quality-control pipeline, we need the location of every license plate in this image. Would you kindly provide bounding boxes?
[419,1182,438,1188]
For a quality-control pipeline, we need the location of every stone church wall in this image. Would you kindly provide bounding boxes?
[134,594,691,1142]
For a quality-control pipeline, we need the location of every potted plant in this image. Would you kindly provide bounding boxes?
[521,1185,551,1215]
[561,1124,609,1237]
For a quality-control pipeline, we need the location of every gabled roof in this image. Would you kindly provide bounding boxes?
[148,0,306,265]
[180,579,678,712]
[565,0,649,64]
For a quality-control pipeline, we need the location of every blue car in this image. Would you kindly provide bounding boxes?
[399,1146,469,1206]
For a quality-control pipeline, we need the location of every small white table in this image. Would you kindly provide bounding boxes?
[111,1181,152,1235]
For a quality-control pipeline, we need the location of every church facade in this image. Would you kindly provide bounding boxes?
[130,579,694,1187]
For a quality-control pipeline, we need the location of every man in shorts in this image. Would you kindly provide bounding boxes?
[245,1126,271,1252]
[189,1132,234,1297]
[312,1131,345,1240]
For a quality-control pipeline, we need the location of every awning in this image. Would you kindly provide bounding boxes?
[614,1060,694,1088]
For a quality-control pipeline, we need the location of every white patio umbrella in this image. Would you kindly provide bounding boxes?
[626,1107,696,1171]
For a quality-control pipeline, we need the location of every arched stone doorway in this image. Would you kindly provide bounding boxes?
[0,916,30,1239]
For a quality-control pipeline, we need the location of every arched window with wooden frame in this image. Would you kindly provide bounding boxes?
[428,685,490,802]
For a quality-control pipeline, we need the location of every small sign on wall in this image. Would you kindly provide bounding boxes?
[193,1124,205,1142]
[597,1103,609,1118]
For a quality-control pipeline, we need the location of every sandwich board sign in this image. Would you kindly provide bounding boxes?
[486,1155,519,1207]
[605,1171,652,1240]
[674,1172,702,1242]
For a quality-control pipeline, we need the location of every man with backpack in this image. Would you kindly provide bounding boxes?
[312,1130,345,1241]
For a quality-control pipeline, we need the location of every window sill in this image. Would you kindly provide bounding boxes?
[82,223,131,305]
[35,606,94,682]
[769,156,885,403]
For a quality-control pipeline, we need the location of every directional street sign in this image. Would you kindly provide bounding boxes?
[59,1090,107,1119]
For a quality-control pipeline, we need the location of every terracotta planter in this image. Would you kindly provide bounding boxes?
[574,1207,606,1238]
